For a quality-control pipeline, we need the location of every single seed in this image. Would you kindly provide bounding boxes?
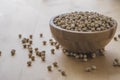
[61,71,66,76]
[26,39,29,43]
[0,51,2,56]
[49,39,53,42]
[22,39,25,44]
[27,61,32,67]
[91,65,96,70]
[43,41,47,45]
[28,53,32,58]
[40,33,43,38]
[92,53,96,58]
[29,40,32,45]
[114,37,117,41]
[83,58,88,62]
[18,34,22,39]
[23,44,27,49]
[29,35,33,39]
[51,49,55,54]
[53,62,58,67]
[55,45,59,49]
[113,61,118,67]
[11,49,16,56]
[31,56,35,61]
[41,53,45,57]
[41,56,45,61]
[85,67,91,72]
[47,65,52,71]
[34,48,38,51]
[118,34,120,38]
[114,58,119,63]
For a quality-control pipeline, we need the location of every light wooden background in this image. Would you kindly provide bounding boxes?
[0,0,120,80]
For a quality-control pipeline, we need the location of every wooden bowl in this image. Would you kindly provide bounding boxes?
[49,16,117,53]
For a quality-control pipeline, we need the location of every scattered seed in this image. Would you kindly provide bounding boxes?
[85,67,92,72]
[31,56,35,61]
[51,49,55,54]
[0,51,1,56]
[114,37,117,41]
[61,71,66,76]
[23,44,27,49]
[28,53,32,58]
[18,34,22,39]
[43,41,47,45]
[11,49,16,56]
[83,58,88,62]
[47,65,52,71]
[34,48,38,51]
[40,33,43,38]
[118,34,120,38]
[29,40,32,45]
[41,56,45,61]
[29,35,33,39]
[55,45,59,49]
[114,58,119,63]
[27,61,32,67]
[53,62,58,67]
[113,61,118,67]
[92,53,96,58]
[91,65,96,70]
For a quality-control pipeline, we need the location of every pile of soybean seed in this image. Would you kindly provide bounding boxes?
[53,11,115,32]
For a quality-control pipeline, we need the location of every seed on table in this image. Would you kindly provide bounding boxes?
[92,53,96,58]
[43,41,47,45]
[22,39,25,44]
[83,54,87,58]
[34,48,38,51]
[53,62,58,67]
[23,44,27,49]
[40,33,43,38]
[118,34,120,38]
[47,65,52,71]
[29,49,33,53]
[26,39,29,43]
[18,34,22,39]
[114,58,119,63]
[0,51,1,56]
[85,67,92,72]
[50,42,54,45]
[49,39,53,42]
[91,65,96,70]
[29,35,33,39]
[41,53,45,57]
[55,45,59,49]
[61,71,66,76]
[11,49,16,56]
[27,61,32,67]
[51,49,55,54]
[41,56,45,61]
[114,37,117,41]
[31,56,35,61]
[113,61,118,67]
[29,40,32,45]
[28,53,32,58]
[83,58,88,62]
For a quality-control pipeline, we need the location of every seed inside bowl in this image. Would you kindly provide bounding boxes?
[53,11,115,32]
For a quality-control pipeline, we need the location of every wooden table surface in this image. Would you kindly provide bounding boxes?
[0,0,120,80]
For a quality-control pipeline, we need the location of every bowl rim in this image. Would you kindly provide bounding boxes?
[49,15,117,34]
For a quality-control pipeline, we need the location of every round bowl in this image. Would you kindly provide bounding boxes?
[49,16,117,53]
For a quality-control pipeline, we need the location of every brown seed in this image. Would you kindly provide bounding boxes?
[40,33,43,38]
[0,51,2,56]
[22,39,26,44]
[43,41,47,45]
[41,56,45,61]
[41,50,46,53]
[53,62,58,67]
[27,61,32,67]
[28,53,32,58]
[61,71,66,76]
[118,34,120,38]
[27,45,31,48]
[29,49,33,53]
[41,53,45,57]
[34,48,38,51]
[50,42,54,45]
[18,34,22,39]
[29,35,33,39]
[29,40,32,45]
[31,56,35,61]
[55,45,59,49]
[114,37,117,41]
[26,39,29,43]
[23,44,27,49]
[11,49,16,56]
[51,49,55,54]
[49,39,53,42]
[47,65,52,71]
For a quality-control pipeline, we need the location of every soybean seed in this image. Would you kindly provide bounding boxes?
[34,48,38,51]
[51,49,55,54]
[114,37,117,41]
[118,34,120,38]
[27,61,32,67]
[40,33,43,38]
[29,35,33,39]
[11,49,16,56]
[41,56,45,61]
[18,34,22,39]
[31,56,35,61]
[91,65,96,70]
[53,62,58,67]
[29,40,32,45]
[47,65,52,71]
[28,53,32,58]
[61,71,66,76]
[43,41,47,45]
